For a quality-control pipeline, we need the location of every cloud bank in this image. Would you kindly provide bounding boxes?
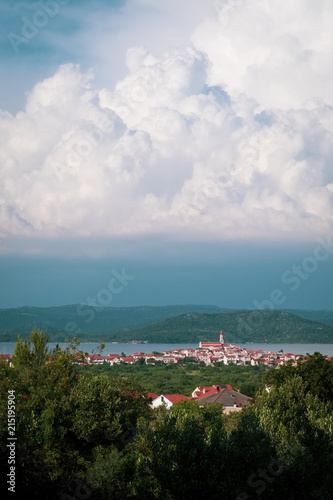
[1,0,333,246]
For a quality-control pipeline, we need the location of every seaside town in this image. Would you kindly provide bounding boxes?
[70,331,330,412]
[0,330,313,413]
[0,331,313,369]
[80,331,306,368]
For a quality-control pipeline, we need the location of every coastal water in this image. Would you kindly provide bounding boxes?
[1,342,333,357]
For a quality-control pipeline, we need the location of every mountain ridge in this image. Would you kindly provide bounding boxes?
[0,304,333,343]
[109,310,333,344]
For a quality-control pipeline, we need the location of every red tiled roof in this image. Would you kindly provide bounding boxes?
[193,384,234,399]
[164,394,189,404]
[194,387,252,406]
[147,392,158,400]
[195,390,220,399]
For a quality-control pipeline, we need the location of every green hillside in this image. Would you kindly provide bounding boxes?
[0,304,224,341]
[110,310,333,344]
[283,309,333,327]
[1,305,333,343]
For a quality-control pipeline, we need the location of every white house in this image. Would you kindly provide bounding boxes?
[151,394,189,410]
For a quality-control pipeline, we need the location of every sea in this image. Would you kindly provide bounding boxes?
[1,342,333,357]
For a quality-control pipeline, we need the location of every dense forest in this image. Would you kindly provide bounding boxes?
[1,330,333,499]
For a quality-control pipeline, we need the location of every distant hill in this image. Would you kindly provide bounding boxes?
[282,309,333,327]
[110,310,333,344]
[0,304,225,342]
[0,305,333,343]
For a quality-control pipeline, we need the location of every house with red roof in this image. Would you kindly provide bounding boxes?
[87,354,105,364]
[162,356,178,364]
[146,392,158,406]
[151,394,189,410]
[191,384,232,398]
[147,392,158,400]
[192,385,252,412]
[106,354,121,366]
[120,356,135,364]
[250,357,259,366]
[0,354,11,361]
[199,341,222,349]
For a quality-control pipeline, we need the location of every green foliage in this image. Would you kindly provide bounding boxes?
[12,328,49,369]
[82,445,129,499]
[88,361,267,398]
[0,333,151,499]
[70,374,151,448]
[225,408,278,497]
[129,402,228,500]
[252,376,333,499]
[2,331,333,499]
[265,352,333,402]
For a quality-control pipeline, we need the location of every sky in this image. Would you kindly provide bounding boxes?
[0,0,332,311]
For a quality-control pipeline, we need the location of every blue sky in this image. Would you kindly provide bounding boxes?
[0,0,333,310]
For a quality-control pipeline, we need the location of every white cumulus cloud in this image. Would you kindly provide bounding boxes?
[1,0,333,249]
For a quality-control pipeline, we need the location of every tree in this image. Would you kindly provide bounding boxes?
[253,376,333,499]
[1,330,154,499]
[225,407,277,498]
[12,328,49,369]
[129,401,228,499]
[92,342,105,356]
[0,335,80,498]
[265,352,333,402]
